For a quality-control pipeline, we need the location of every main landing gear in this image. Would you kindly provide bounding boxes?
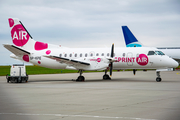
[76,44,114,82]
[103,70,111,80]
[75,69,111,81]
[76,70,85,81]
[156,71,162,82]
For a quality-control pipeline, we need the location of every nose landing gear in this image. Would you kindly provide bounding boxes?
[156,71,162,82]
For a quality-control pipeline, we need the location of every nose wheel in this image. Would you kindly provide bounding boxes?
[156,71,162,82]
[156,77,162,82]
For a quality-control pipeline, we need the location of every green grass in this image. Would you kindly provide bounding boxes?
[1,65,179,76]
[0,65,103,76]
[26,66,79,75]
[0,65,79,76]
[0,66,11,76]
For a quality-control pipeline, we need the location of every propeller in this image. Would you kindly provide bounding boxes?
[110,44,114,77]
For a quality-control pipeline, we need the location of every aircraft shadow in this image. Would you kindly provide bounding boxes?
[28,79,71,83]
[27,78,157,83]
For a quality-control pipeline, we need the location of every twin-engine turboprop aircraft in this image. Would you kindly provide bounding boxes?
[3,18,178,82]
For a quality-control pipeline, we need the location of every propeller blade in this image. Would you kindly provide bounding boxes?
[111,43,114,57]
[110,43,114,77]
[110,63,113,76]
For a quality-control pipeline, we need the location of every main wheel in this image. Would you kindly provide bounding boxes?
[76,76,85,81]
[156,77,162,82]
[103,74,111,80]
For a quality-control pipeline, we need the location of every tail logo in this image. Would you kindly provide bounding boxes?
[11,24,30,47]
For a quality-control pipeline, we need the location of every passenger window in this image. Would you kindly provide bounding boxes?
[90,53,93,56]
[148,51,156,55]
[59,54,62,57]
[69,54,72,57]
[107,53,109,56]
[75,53,77,57]
[101,53,104,56]
[85,53,88,57]
[80,53,82,57]
[123,53,125,57]
[64,54,67,57]
[96,53,99,56]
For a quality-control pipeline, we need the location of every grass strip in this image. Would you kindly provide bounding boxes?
[1,65,179,76]
[0,65,102,76]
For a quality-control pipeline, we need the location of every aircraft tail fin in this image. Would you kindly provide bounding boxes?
[122,26,143,47]
[8,18,36,51]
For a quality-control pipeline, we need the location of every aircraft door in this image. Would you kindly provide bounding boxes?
[127,52,133,66]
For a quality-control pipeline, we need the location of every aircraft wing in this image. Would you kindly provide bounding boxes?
[44,55,90,66]
[3,44,30,56]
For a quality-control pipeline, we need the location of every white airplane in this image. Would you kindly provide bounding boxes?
[3,18,178,82]
[122,26,180,63]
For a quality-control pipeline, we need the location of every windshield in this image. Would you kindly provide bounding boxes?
[148,51,157,55]
[155,51,165,55]
[148,51,165,56]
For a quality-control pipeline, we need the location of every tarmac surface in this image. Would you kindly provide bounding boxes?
[0,71,180,120]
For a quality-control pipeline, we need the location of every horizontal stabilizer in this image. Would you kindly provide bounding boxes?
[44,55,90,66]
[3,44,30,56]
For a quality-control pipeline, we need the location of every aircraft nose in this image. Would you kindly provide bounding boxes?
[170,58,179,68]
[171,59,179,68]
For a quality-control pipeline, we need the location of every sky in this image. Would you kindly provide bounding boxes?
[0,0,180,65]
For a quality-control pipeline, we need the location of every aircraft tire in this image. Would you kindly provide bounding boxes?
[103,74,111,80]
[156,77,162,82]
[76,76,85,81]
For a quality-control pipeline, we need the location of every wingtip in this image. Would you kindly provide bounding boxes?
[2,44,10,47]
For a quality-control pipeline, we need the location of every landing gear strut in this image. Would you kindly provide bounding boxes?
[103,70,111,80]
[76,70,85,81]
[156,71,162,82]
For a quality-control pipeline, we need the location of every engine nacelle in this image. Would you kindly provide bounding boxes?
[74,57,109,71]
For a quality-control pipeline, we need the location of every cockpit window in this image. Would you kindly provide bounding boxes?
[148,51,157,55]
[155,51,165,55]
